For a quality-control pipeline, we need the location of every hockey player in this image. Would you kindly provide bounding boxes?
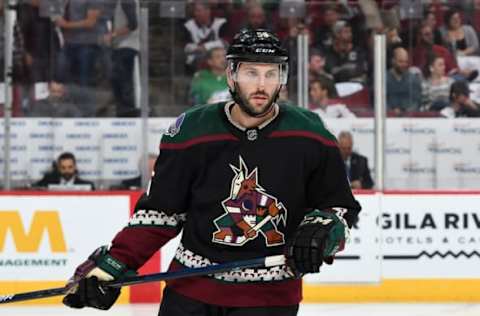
[63,28,361,316]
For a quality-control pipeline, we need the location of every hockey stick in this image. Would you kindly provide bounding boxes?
[0,255,286,305]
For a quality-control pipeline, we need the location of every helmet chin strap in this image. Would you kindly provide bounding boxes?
[230,82,282,118]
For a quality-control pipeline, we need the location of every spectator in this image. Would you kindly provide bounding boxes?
[386,46,422,115]
[183,1,227,74]
[421,54,454,111]
[337,131,374,190]
[18,0,60,83]
[309,78,355,120]
[33,152,95,190]
[313,4,339,50]
[440,8,479,56]
[55,0,104,87]
[308,49,334,82]
[244,2,271,30]
[413,22,462,77]
[424,9,444,46]
[324,20,368,85]
[441,80,480,117]
[111,154,157,190]
[189,46,230,105]
[27,81,83,117]
[103,0,140,117]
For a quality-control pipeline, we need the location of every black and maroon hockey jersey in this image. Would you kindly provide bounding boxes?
[109,102,361,307]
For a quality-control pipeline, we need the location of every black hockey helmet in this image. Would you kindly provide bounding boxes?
[227,28,289,64]
[226,29,289,117]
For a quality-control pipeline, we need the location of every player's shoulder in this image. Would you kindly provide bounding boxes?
[278,104,337,145]
[161,102,228,144]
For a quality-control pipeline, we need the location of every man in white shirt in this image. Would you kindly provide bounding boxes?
[308,78,355,120]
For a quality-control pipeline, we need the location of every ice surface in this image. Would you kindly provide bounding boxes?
[1,303,480,316]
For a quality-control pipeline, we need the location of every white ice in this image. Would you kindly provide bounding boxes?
[2,303,480,316]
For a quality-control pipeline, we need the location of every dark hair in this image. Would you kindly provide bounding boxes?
[423,53,442,78]
[309,77,333,98]
[444,8,461,28]
[449,80,470,100]
[57,152,76,164]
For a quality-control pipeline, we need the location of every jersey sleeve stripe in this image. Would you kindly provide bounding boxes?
[160,134,239,150]
[268,130,337,147]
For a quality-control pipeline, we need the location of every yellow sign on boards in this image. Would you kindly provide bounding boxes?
[0,211,67,253]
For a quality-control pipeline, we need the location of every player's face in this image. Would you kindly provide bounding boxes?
[58,158,76,181]
[233,63,281,115]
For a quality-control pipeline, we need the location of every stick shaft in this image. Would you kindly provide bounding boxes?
[0,255,285,304]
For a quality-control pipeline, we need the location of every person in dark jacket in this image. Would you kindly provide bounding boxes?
[33,152,94,190]
[338,131,374,189]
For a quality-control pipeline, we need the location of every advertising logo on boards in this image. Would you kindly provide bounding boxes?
[0,211,68,268]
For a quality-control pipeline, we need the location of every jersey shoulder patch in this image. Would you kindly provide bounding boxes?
[161,102,230,145]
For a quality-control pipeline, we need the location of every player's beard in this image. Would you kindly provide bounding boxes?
[237,88,276,118]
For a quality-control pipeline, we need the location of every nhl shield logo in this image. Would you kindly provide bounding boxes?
[212,156,287,247]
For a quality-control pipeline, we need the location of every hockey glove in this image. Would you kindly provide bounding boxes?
[63,246,133,310]
[285,209,350,276]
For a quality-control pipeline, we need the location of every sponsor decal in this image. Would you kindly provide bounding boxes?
[29,133,53,139]
[103,158,129,164]
[427,142,462,154]
[65,133,91,139]
[452,123,480,134]
[453,163,480,174]
[111,145,137,151]
[111,121,136,127]
[75,145,100,151]
[37,121,61,127]
[351,123,373,134]
[402,123,435,134]
[402,162,436,174]
[0,211,67,253]
[385,142,411,155]
[103,133,129,139]
[74,121,99,127]
[379,211,480,260]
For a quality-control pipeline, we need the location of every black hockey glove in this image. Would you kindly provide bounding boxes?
[285,209,350,276]
[63,246,134,310]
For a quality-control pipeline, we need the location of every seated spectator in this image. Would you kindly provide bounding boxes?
[413,22,477,81]
[386,46,422,115]
[440,8,479,57]
[441,80,480,117]
[111,153,157,190]
[308,49,334,82]
[337,131,374,190]
[189,46,230,105]
[309,78,355,120]
[421,55,454,111]
[183,1,227,74]
[324,20,368,85]
[424,9,444,46]
[33,152,95,190]
[27,81,83,117]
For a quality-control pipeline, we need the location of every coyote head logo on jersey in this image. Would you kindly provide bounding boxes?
[212,156,287,246]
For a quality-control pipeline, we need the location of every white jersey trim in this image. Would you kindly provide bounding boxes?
[128,209,187,227]
[174,242,294,283]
